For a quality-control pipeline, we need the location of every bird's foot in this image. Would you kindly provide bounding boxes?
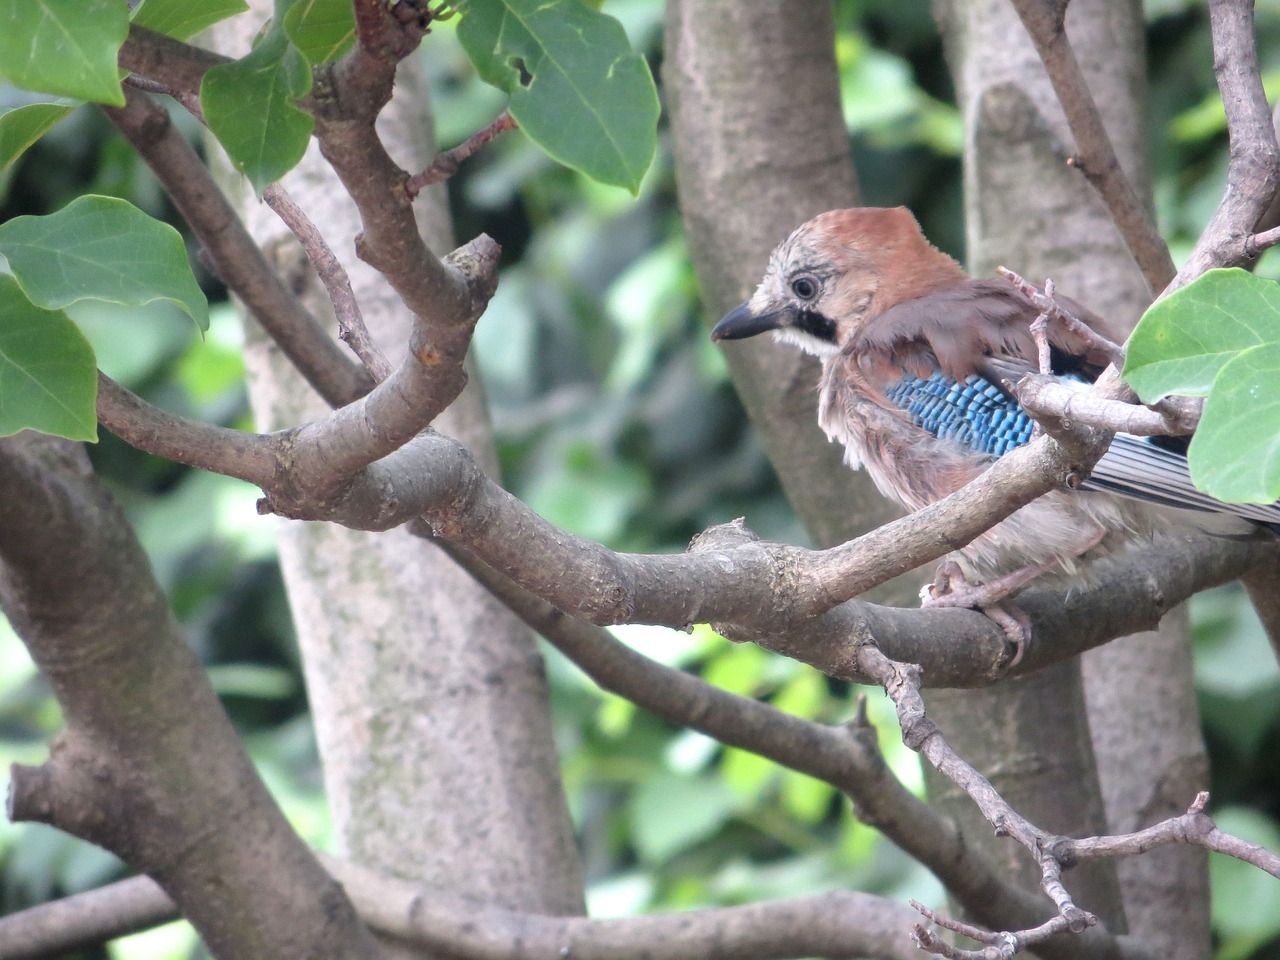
[920,562,1038,667]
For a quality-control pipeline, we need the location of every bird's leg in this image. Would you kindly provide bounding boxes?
[919,560,1056,667]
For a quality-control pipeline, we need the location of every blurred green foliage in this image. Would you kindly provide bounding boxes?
[2,1,1280,958]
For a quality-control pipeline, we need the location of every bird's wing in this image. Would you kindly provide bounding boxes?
[880,370,1036,457]
[852,280,1115,382]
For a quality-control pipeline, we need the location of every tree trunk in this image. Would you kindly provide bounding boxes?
[209,10,586,953]
[665,0,917,617]
[934,0,1209,952]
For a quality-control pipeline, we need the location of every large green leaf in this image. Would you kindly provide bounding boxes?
[130,0,249,41]
[1125,268,1280,400]
[0,275,97,441]
[1186,343,1280,503]
[456,0,658,194]
[0,101,78,174]
[0,195,209,330]
[201,5,313,193]
[283,0,356,64]
[1124,268,1280,503]
[0,0,127,105]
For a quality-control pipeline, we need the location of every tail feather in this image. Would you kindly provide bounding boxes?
[1085,434,1280,533]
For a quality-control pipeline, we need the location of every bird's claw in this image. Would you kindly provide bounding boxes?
[920,562,1032,668]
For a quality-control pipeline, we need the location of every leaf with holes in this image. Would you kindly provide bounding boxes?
[201,6,313,193]
[0,195,209,330]
[456,0,658,194]
[0,276,97,441]
[0,0,127,104]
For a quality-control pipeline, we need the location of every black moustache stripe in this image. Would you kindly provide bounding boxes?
[795,308,837,344]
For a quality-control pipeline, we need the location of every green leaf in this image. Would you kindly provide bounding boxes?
[201,9,313,193]
[1209,807,1280,941]
[283,0,356,64]
[0,101,78,174]
[130,0,250,42]
[1124,268,1280,401]
[456,0,658,193]
[1187,342,1280,502]
[629,774,739,862]
[0,0,127,105]
[0,275,97,441]
[1125,268,1280,503]
[0,194,209,330]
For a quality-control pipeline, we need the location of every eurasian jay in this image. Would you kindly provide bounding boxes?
[711,207,1280,648]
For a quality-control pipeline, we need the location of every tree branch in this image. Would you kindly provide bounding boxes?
[855,637,1276,958]
[0,858,923,960]
[261,183,393,382]
[1006,0,1176,294]
[0,434,380,960]
[101,88,373,405]
[1170,0,1280,289]
[406,111,518,196]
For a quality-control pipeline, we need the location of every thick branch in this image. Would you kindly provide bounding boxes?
[0,434,380,960]
[0,859,922,960]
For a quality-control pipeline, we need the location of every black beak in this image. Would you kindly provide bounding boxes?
[711,303,785,342]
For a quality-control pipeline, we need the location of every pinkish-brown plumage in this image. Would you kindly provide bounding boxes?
[711,206,1150,587]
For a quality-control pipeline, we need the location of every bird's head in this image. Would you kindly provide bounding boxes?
[710,207,965,358]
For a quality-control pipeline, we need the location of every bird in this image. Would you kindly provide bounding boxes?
[711,206,1280,656]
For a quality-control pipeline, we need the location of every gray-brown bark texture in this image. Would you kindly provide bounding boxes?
[210,8,585,953]
[665,0,916,596]
[0,434,382,960]
[935,0,1209,953]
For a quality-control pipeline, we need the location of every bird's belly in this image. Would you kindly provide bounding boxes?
[819,395,1148,578]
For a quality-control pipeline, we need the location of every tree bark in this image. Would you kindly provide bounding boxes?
[934,0,1209,952]
[665,0,916,609]
[209,9,585,952]
[0,434,382,960]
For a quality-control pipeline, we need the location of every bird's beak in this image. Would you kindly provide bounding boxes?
[710,303,785,341]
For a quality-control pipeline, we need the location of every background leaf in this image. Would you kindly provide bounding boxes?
[0,275,97,441]
[456,0,659,193]
[131,0,250,42]
[283,0,356,64]
[201,11,314,193]
[0,194,209,329]
[0,102,77,174]
[0,0,127,105]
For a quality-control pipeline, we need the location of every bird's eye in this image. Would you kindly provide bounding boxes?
[790,276,819,300]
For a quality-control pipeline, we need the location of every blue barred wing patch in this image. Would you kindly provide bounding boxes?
[883,372,1033,457]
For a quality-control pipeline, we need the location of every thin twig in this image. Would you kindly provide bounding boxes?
[997,267,1125,368]
[1014,374,1200,437]
[262,183,393,382]
[853,635,1278,956]
[1245,223,1280,258]
[1063,791,1280,877]
[406,111,518,197]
